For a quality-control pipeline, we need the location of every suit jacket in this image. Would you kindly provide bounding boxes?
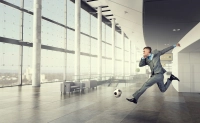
[139,45,174,75]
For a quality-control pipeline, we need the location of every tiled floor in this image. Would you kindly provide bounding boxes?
[0,78,200,123]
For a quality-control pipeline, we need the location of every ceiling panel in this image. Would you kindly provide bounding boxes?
[143,0,200,52]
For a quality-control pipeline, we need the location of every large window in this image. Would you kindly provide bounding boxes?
[0,0,132,87]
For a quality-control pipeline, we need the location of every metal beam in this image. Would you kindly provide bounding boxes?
[102,10,111,12]
[105,14,113,17]
[86,0,98,2]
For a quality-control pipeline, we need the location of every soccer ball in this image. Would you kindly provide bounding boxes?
[114,89,122,98]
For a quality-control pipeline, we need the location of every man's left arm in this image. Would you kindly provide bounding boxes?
[159,44,176,55]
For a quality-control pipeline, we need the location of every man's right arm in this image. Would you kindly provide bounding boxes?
[139,57,146,67]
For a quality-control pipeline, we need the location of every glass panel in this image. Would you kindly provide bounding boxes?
[91,39,97,55]
[125,62,129,75]
[42,0,65,25]
[22,46,32,85]
[80,55,90,79]
[91,57,97,78]
[106,59,112,76]
[125,52,129,61]
[6,0,21,7]
[91,16,97,38]
[67,0,75,28]
[66,53,74,81]
[102,42,106,57]
[0,4,20,40]
[41,19,65,48]
[125,37,130,51]
[24,0,33,11]
[115,32,121,48]
[80,34,90,53]
[115,61,121,76]
[106,44,112,58]
[106,25,112,44]
[23,13,33,42]
[41,49,64,83]
[67,29,75,51]
[102,23,106,41]
[102,58,106,80]
[81,9,90,35]
[0,3,3,37]
[0,43,19,87]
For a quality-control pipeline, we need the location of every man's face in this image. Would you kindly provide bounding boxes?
[143,48,150,56]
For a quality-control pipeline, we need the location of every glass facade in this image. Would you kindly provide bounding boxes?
[0,0,135,87]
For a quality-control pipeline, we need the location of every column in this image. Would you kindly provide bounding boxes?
[97,7,102,80]
[133,44,137,75]
[32,0,42,87]
[129,39,131,76]
[121,30,125,78]
[18,0,24,85]
[89,14,91,79]
[74,0,81,81]
[63,0,67,81]
[112,19,115,77]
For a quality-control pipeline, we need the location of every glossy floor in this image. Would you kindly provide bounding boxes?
[0,78,200,123]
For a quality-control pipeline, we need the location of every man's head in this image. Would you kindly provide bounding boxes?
[143,46,152,56]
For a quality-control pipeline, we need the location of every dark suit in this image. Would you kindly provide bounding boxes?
[132,45,175,100]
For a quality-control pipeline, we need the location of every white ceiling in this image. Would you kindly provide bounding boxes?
[84,0,146,49]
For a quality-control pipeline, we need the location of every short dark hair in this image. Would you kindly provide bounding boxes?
[143,46,152,53]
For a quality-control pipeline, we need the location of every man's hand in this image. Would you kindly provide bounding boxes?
[176,43,181,47]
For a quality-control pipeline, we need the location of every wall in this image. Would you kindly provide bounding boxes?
[178,53,200,92]
[172,22,200,92]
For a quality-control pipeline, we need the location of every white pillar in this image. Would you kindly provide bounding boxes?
[121,31,125,78]
[32,0,42,87]
[89,15,91,80]
[63,0,67,81]
[133,44,137,75]
[112,19,115,77]
[129,39,131,76]
[74,0,81,81]
[97,7,102,80]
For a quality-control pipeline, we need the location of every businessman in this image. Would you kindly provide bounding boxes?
[126,43,180,104]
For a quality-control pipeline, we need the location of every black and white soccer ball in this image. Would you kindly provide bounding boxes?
[114,89,122,98]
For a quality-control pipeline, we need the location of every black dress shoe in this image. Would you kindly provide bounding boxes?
[126,98,137,104]
[169,74,180,81]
